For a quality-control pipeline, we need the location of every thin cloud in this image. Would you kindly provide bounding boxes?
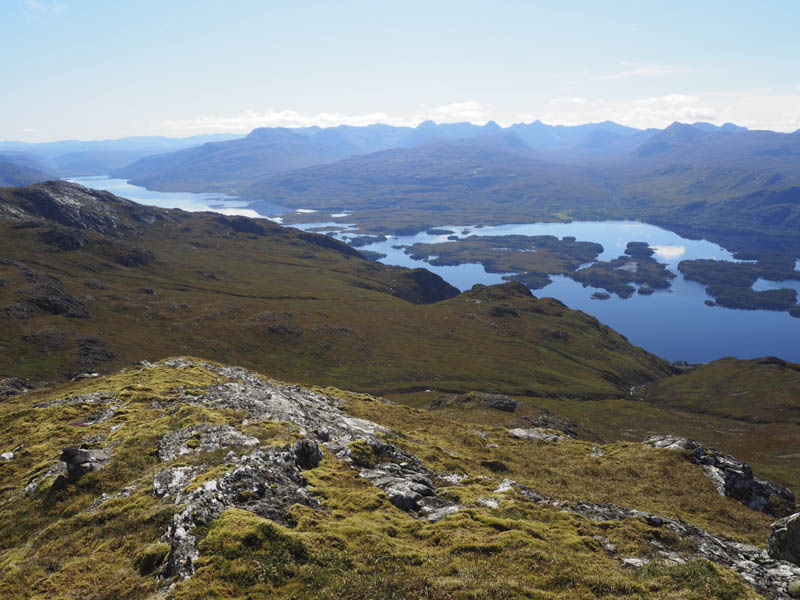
[523,90,800,132]
[161,102,491,134]
[594,63,692,81]
[432,101,487,122]
[159,93,800,137]
[23,0,66,13]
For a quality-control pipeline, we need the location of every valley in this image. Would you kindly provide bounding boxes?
[66,177,800,363]
[6,5,800,598]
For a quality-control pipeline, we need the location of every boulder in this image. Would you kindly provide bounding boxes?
[293,439,323,469]
[52,446,111,489]
[769,513,800,566]
[508,428,564,442]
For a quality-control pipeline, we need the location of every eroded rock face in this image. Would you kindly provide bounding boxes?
[770,513,800,566]
[25,277,89,318]
[431,391,519,413]
[351,438,454,517]
[153,466,205,502]
[647,435,796,517]
[39,228,88,251]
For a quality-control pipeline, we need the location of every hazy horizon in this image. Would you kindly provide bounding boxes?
[0,116,790,146]
[3,0,799,142]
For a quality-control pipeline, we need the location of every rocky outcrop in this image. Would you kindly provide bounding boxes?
[647,435,796,517]
[113,248,155,268]
[145,358,461,577]
[39,228,88,251]
[567,500,800,600]
[13,181,125,233]
[77,337,115,370]
[1,257,89,318]
[163,442,320,579]
[350,438,455,517]
[157,425,259,462]
[0,377,30,399]
[389,268,460,304]
[25,277,90,318]
[153,466,205,502]
[214,215,267,236]
[297,231,364,258]
[431,391,519,413]
[770,513,800,566]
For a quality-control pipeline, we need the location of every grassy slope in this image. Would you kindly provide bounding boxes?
[249,154,800,257]
[391,356,800,496]
[0,360,767,599]
[3,183,800,493]
[0,195,669,399]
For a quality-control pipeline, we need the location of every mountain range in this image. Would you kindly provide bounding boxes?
[0,133,241,177]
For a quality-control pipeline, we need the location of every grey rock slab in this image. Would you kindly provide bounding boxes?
[770,513,800,566]
[508,428,564,442]
[157,425,259,462]
[153,466,205,502]
[163,442,320,579]
[566,499,800,599]
[647,435,796,517]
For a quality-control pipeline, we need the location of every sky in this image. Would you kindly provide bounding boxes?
[2,0,799,142]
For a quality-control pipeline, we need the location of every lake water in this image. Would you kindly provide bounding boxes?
[68,177,800,364]
[67,176,287,217]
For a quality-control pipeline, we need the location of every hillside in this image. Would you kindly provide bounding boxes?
[247,140,609,233]
[0,154,53,187]
[0,358,798,599]
[246,146,800,256]
[110,120,653,194]
[0,134,241,177]
[2,182,800,598]
[0,180,669,399]
[115,128,355,192]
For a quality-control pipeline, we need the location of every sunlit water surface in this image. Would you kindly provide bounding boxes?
[69,177,800,363]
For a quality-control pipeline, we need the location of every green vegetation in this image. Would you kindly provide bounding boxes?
[2,181,800,598]
[401,236,675,298]
[572,254,674,299]
[705,285,797,311]
[0,183,671,399]
[0,360,780,599]
[403,234,602,289]
[679,257,800,312]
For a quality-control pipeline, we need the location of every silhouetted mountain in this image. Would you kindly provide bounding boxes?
[115,128,355,192]
[633,122,800,174]
[0,153,53,186]
[246,138,605,223]
[0,134,240,176]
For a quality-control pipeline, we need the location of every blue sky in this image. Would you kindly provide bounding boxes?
[2,0,799,141]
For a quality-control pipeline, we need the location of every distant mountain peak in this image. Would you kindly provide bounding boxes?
[483,120,502,131]
[416,120,438,129]
[720,122,748,132]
